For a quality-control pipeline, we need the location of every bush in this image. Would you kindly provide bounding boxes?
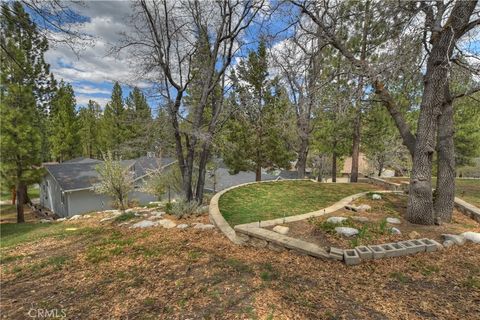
[170,200,199,219]
[165,202,173,213]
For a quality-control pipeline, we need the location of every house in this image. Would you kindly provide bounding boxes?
[39,156,176,217]
[341,153,373,177]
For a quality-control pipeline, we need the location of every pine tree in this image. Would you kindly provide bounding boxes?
[78,100,102,158]
[222,41,295,180]
[1,1,56,162]
[0,2,51,222]
[48,82,79,162]
[102,82,126,156]
[123,87,153,158]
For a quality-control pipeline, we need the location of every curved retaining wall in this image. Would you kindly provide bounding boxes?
[209,179,392,245]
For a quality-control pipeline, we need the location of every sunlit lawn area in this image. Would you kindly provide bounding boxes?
[218,180,378,226]
[385,177,480,207]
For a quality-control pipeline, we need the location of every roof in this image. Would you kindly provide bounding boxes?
[63,157,100,164]
[45,156,176,192]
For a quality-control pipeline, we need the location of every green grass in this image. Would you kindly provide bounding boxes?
[114,212,137,222]
[0,222,101,248]
[385,177,480,207]
[218,181,377,226]
[1,185,40,201]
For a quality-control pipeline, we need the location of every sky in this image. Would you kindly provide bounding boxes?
[43,1,142,109]
[37,1,479,113]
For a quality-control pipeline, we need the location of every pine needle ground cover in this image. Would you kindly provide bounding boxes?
[218,181,378,226]
[1,214,479,319]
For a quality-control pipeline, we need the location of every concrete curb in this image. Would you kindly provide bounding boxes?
[208,179,313,245]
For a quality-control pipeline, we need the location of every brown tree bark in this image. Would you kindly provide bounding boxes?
[16,182,26,223]
[255,164,262,182]
[331,151,337,183]
[434,87,455,223]
[350,111,361,182]
[11,187,16,205]
[297,135,309,179]
[406,1,476,225]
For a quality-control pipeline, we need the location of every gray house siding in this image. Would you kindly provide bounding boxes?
[39,174,68,217]
[66,190,115,216]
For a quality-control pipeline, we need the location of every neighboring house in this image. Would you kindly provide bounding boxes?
[40,156,176,217]
[341,153,372,177]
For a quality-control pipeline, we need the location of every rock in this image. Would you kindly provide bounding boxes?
[350,216,369,223]
[56,218,67,222]
[372,194,382,200]
[193,223,215,230]
[344,205,358,212]
[443,240,455,248]
[177,224,189,229]
[386,217,401,224]
[134,212,142,217]
[390,227,401,235]
[461,232,480,244]
[335,227,359,237]
[408,231,420,239]
[250,238,267,248]
[158,219,177,229]
[357,204,371,212]
[40,219,52,223]
[150,211,165,218]
[326,217,348,224]
[130,220,158,228]
[125,208,135,213]
[441,234,466,245]
[83,214,91,218]
[69,215,82,220]
[272,225,290,235]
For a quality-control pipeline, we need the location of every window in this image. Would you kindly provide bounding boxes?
[61,192,65,204]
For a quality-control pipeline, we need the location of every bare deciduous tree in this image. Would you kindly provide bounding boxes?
[117,0,264,202]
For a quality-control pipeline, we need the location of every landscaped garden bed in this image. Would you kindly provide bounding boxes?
[273,193,480,250]
[218,180,379,226]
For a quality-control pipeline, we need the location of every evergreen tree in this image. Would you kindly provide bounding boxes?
[0,2,51,222]
[49,81,79,162]
[123,87,153,158]
[102,82,126,156]
[222,42,295,180]
[454,93,480,168]
[78,100,102,158]
[1,1,56,162]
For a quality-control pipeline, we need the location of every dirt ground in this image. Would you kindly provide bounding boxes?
[282,193,480,249]
[1,209,480,319]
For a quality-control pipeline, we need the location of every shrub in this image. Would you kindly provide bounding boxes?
[170,200,199,219]
[165,202,173,213]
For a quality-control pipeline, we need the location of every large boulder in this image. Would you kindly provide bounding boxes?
[386,217,401,224]
[326,217,348,224]
[372,194,382,200]
[158,219,177,229]
[130,220,158,228]
[335,227,359,237]
[441,234,466,245]
[461,232,480,244]
[273,225,289,235]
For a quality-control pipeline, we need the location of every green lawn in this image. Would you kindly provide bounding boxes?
[385,177,480,207]
[1,185,40,202]
[218,181,378,226]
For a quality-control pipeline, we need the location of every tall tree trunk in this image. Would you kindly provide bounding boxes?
[297,135,309,179]
[195,141,211,203]
[16,182,26,223]
[331,151,337,183]
[405,0,475,225]
[434,89,455,223]
[11,187,16,205]
[350,111,361,182]
[378,161,383,177]
[255,163,262,182]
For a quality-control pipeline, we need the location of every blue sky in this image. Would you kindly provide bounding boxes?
[37,1,479,114]
[38,1,295,114]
